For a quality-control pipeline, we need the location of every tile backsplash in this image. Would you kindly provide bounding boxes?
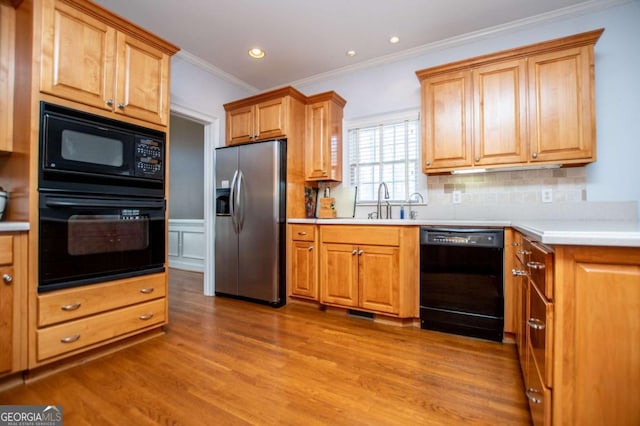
[354,167,638,221]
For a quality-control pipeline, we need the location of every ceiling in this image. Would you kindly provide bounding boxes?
[94,0,599,91]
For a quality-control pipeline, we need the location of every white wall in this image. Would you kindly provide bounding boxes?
[294,1,640,218]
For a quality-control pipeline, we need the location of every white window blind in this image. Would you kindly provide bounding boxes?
[348,118,419,202]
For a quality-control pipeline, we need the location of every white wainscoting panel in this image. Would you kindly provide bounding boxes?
[168,219,205,272]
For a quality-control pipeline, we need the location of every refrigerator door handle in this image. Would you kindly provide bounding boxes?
[229,169,239,234]
[237,170,245,232]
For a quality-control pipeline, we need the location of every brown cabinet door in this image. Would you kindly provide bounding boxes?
[320,243,358,307]
[227,105,254,145]
[0,266,13,374]
[358,245,399,314]
[305,101,330,180]
[40,0,116,111]
[255,98,285,140]
[291,240,317,299]
[528,46,595,163]
[115,33,169,126]
[472,59,528,165]
[421,70,473,171]
[0,2,14,153]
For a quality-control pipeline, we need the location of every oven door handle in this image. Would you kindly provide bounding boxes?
[45,197,165,209]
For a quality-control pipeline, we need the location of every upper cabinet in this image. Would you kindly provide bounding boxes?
[39,0,179,126]
[0,1,15,153]
[224,87,307,145]
[305,91,346,182]
[416,29,603,174]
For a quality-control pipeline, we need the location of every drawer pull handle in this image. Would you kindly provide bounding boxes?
[139,313,154,321]
[525,388,543,404]
[308,246,314,251]
[512,241,520,247]
[297,231,307,236]
[2,274,12,285]
[61,303,81,311]
[527,317,546,330]
[517,249,531,256]
[527,261,545,270]
[512,269,528,277]
[60,334,80,344]
[140,287,155,294]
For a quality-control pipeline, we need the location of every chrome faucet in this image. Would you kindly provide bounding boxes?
[408,192,424,220]
[376,182,390,219]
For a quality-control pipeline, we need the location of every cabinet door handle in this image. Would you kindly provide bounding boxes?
[527,261,545,270]
[139,313,155,321]
[2,274,12,285]
[425,161,431,166]
[117,103,126,109]
[357,250,363,256]
[105,98,114,106]
[140,287,155,294]
[60,334,80,344]
[474,156,480,162]
[512,269,527,276]
[308,246,314,251]
[527,317,546,330]
[532,152,538,159]
[525,388,543,404]
[297,231,307,236]
[517,249,531,256]
[61,303,81,311]
[351,249,358,255]
[512,241,520,247]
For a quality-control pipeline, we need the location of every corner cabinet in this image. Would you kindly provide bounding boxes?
[305,92,346,182]
[511,231,640,426]
[0,232,27,378]
[223,87,307,146]
[39,0,179,126]
[416,29,602,174]
[318,225,418,318]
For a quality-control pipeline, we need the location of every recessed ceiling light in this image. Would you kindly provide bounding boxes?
[389,36,400,44]
[346,50,356,57]
[248,48,265,59]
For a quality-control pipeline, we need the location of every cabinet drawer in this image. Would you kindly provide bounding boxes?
[525,239,554,299]
[0,235,12,265]
[526,345,552,426]
[321,226,400,246]
[528,281,553,388]
[36,298,166,361]
[291,224,315,241]
[38,273,166,327]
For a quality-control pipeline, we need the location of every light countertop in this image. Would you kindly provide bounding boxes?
[0,221,30,232]
[288,218,640,247]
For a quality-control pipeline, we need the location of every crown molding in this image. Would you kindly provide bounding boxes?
[287,0,631,90]
[174,50,260,94]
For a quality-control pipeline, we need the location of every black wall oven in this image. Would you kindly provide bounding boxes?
[38,102,167,292]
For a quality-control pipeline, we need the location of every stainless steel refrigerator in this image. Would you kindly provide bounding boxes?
[214,140,286,306]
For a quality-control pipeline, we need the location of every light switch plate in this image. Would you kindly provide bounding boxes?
[452,190,462,204]
[542,188,553,203]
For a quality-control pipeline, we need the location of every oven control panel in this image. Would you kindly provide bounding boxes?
[134,138,164,180]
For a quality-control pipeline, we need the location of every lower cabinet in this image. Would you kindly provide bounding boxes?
[318,225,418,318]
[0,232,27,378]
[289,224,318,300]
[31,272,167,366]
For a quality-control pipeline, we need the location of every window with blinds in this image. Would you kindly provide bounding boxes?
[348,118,419,202]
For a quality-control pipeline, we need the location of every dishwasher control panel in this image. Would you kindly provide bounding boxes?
[420,228,504,248]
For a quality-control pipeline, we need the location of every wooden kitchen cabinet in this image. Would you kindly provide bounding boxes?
[40,0,178,126]
[0,1,15,153]
[305,91,346,182]
[288,224,318,300]
[31,272,167,365]
[319,225,418,318]
[416,29,602,174]
[528,46,596,164]
[0,232,27,378]
[224,87,307,145]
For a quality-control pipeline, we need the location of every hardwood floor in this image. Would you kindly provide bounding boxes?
[1,269,531,425]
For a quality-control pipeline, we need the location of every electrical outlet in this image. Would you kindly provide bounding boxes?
[542,188,553,203]
[452,190,462,204]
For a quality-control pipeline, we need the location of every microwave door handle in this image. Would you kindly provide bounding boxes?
[229,169,239,234]
[236,170,244,232]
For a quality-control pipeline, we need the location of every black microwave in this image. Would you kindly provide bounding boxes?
[39,102,166,197]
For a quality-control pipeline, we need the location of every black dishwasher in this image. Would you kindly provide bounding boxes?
[420,227,504,342]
